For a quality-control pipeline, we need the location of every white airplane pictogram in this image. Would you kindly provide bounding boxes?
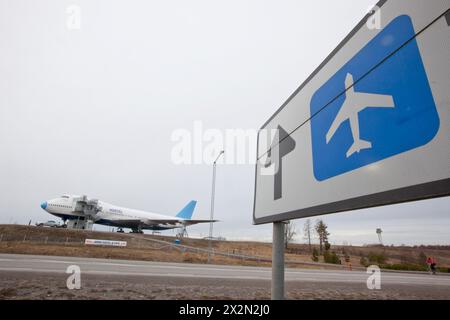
[326,73,395,158]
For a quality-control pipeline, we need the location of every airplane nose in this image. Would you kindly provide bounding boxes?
[40,201,47,210]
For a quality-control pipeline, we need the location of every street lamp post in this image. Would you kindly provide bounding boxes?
[208,150,224,263]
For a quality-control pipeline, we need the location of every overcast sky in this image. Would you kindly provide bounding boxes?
[1,0,449,246]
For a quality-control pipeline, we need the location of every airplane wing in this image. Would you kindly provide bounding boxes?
[145,219,180,225]
[326,99,350,143]
[101,217,218,229]
[182,219,219,226]
[99,219,143,228]
[146,219,219,226]
[358,92,395,109]
[104,218,180,228]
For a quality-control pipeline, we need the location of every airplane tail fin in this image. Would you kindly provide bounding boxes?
[346,139,372,158]
[176,200,197,220]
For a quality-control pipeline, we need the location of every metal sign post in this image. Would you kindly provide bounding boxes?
[272,222,285,300]
[208,150,225,264]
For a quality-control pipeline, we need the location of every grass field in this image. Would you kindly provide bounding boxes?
[1,224,449,270]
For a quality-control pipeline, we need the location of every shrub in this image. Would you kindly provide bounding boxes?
[324,251,341,264]
[311,248,319,262]
[380,263,428,272]
[367,252,388,264]
[360,256,369,267]
[418,252,428,266]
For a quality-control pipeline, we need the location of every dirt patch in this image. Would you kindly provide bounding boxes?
[0,288,18,299]
[1,271,449,300]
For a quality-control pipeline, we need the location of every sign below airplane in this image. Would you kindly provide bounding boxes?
[85,239,127,247]
[254,0,450,224]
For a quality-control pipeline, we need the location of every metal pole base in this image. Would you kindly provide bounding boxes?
[272,222,285,300]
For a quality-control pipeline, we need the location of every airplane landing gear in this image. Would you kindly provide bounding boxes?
[177,225,188,238]
[130,225,144,234]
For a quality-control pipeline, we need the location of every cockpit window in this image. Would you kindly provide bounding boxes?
[61,195,69,199]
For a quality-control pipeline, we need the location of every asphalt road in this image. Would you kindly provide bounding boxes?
[1,253,450,299]
[0,253,449,286]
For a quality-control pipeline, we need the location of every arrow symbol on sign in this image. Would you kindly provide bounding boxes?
[265,125,296,201]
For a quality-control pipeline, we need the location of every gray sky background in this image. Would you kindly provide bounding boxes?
[1,0,449,246]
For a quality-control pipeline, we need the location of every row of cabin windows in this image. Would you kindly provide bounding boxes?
[50,204,71,209]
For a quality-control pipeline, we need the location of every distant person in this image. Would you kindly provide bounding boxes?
[430,258,437,275]
[426,257,432,273]
[426,257,437,275]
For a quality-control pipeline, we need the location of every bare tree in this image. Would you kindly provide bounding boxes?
[284,221,297,249]
[315,219,330,254]
[303,219,312,253]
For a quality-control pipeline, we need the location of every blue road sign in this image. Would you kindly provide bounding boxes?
[310,15,440,182]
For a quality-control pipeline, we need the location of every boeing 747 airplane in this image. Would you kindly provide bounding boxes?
[40,194,216,233]
[326,73,395,158]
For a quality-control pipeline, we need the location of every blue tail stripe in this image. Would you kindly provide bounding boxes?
[176,200,197,220]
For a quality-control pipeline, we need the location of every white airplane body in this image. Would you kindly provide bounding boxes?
[40,194,215,232]
[326,73,395,157]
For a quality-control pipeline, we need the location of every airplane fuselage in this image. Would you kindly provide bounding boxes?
[41,195,191,231]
